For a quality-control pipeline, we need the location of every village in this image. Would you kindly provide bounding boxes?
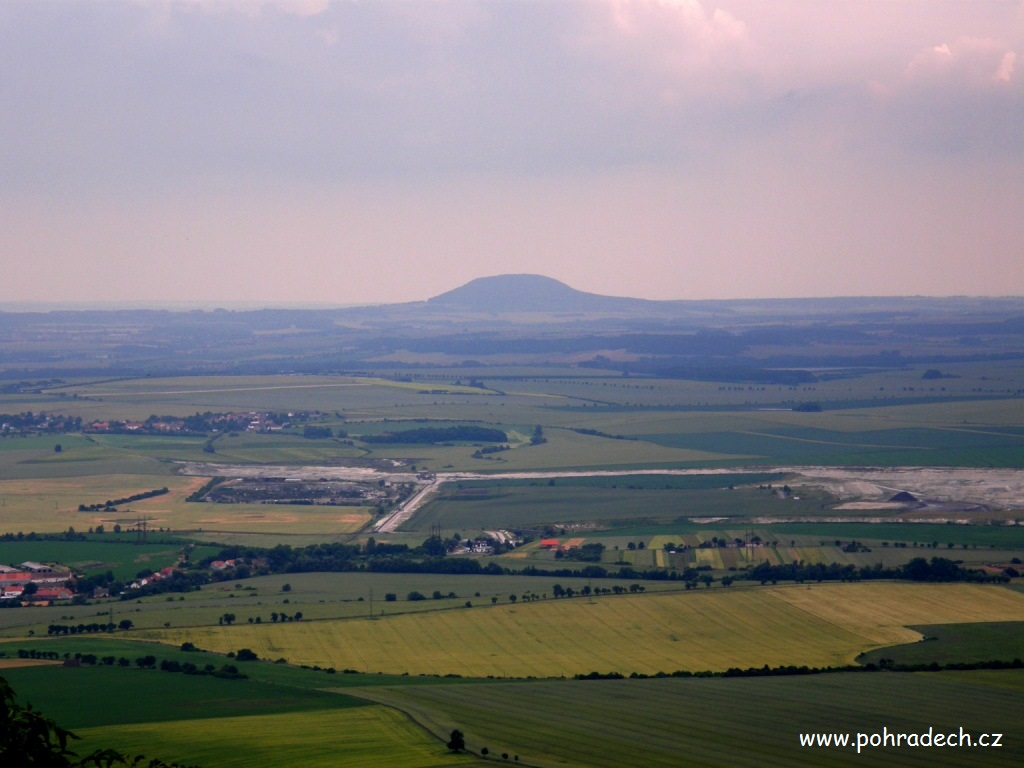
[0,562,75,603]
[0,409,324,437]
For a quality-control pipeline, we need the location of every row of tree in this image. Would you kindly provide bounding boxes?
[747,557,1010,585]
[77,487,168,512]
[46,620,133,635]
[575,656,1024,681]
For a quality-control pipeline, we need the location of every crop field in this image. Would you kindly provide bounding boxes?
[0,663,366,727]
[0,660,482,768]
[859,622,1024,666]
[410,483,835,533]
[5,634,1023,767]
[358,671,1024,768]
[0,570,686,637]
[0,439,166,480]
[368,427,738,472]
[640,426,1024,467]
[762,522,1024,549]
[131,583,1024,678]
[0,472,371,535]
[0,539,211,582]
[0,473,197,533]
[73,707,483,768]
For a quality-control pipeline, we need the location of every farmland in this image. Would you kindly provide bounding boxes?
[4,636,1022,767]
[2,294,1024,766]
[357,671,1024,768]
[0,658,485,768]
[132,583,1024,677]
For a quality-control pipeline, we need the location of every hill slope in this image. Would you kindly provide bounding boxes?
[426,274,659,313]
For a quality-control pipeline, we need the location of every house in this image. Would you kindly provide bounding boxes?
[31,586,73,602]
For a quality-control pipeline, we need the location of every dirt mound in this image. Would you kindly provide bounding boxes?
[888,491,919,503]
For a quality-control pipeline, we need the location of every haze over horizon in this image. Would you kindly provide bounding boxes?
[3,1,1023,306]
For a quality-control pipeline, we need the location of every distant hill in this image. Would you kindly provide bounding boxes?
[426,274,661,313]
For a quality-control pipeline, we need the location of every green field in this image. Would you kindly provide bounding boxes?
[641,426,1024,467]
[7,636,1023,768]
[0,656,484,768]
[0,538,210,581]
[410,481,836,532]
[358,671,1024,767]
[75,707,482,768]
[860,622,1024,667]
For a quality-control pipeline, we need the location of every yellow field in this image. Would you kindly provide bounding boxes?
[135,583,1024,677]
[0,473,369,534]
[0,658,61,669]
[75,705,478,768]
[765,582,1024,647]
[0,474,193,533]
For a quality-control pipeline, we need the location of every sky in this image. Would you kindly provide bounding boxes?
[2,0,1023,306]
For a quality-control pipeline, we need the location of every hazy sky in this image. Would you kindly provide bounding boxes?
[3,0,1023,305]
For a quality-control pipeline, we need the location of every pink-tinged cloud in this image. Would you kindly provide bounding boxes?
[576,0,752,94]
[904,36,1017,87]
[170,0,330,18]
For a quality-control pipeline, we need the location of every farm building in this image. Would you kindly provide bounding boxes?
[20,562,55,574]
[0,565,29,586]
[539,539,561,549]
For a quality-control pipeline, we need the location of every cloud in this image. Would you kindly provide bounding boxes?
[173,0,330,18]
[574,0,752,91]
[904,36,1017,87]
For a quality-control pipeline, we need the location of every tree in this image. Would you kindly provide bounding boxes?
[1,674,197,766]
[446,729,465,752]
[117,619,133,631]
[54,444,62,453]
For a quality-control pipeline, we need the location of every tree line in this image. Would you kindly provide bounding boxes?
[747,557,1010,585]
[574,657,1024,681]
[78,487,168,512]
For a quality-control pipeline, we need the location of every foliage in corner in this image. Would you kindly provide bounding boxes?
[0,675,197,768]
